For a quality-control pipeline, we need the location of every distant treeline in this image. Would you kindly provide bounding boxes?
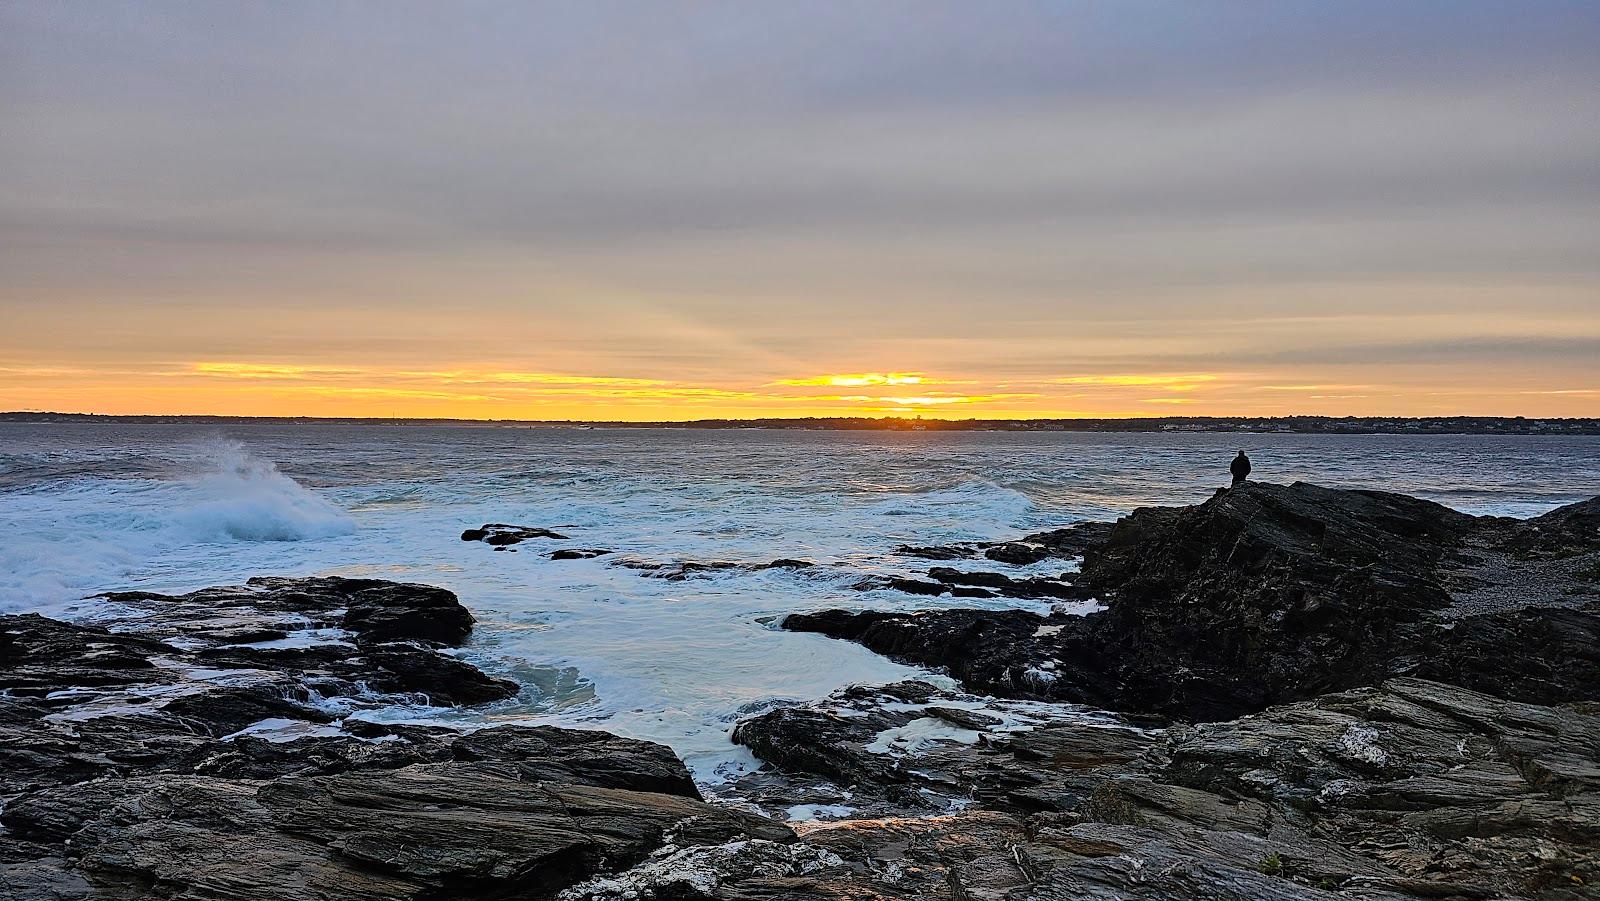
[4,411,1598,435]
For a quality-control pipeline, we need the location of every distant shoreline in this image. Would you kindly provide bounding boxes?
[4,411,1598,435]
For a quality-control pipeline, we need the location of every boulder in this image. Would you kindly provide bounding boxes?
[791,484,1600,721]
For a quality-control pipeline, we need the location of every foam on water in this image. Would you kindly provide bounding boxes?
[0,439,354,612]
[3,423,1597,781]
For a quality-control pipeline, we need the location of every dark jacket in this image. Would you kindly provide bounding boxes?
[1230,453,1251,482]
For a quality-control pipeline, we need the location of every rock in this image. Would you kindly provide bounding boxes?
[0,615,171,693]
[895,544,978,561]
[3,575,814,900]
[450,725,704,797]
[982,542,1050,565]
[338,579,476,645]
[755,559,815,570]
[549,548,613,560]
[792,484,1600,721]
[4,763,789,900]
[558,837,845,901]
[618,560,742,580]
[461,523,570,545]
[726,678,1598,899]
[927,567,1089,600]
[104,576,478,647]
[359,643,521,705]
[851,577,950,596]
[160,681,336,735]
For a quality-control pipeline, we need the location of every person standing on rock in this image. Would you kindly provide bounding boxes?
[1230,450,1251,487]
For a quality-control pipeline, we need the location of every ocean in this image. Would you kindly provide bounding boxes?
[3,423,1596,781]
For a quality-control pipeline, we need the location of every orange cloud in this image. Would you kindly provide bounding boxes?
[772,372,930,387]
[1052,374,1221,391]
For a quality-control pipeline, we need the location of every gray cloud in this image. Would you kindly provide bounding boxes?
[1,1,1597,414]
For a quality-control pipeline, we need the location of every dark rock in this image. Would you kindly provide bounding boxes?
[618,560,742,581]
[338,579,476,645]
[895,544,978,561]
[1011,521,1116,559]
[793,484,1600,721]
[928,567,1090,600]
[983,541,1050,565]
[160,682,335,735]
[360,643,521,706]
[450,725,703,797]
[549,548,613,560]
[723,678,1598,900]
[4,763,789,900]
[461,523,570,545]
[0,615,171,694]
[756,558,815,570]
[851,577,949,596]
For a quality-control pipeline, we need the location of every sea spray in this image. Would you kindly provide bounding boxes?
[176,440,355,541]
[0,439,354,611]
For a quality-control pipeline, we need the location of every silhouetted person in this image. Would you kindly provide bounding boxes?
[1230,450,1251,487]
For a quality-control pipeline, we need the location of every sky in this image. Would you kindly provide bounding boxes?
[2,1,1598,420]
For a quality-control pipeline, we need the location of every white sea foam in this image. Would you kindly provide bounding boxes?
[176,441,355,542]
[0,440,353,612]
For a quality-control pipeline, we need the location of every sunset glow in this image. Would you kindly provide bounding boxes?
[2,3,1596,421]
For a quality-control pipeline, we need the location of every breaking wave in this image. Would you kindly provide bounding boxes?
[0,440,353,612]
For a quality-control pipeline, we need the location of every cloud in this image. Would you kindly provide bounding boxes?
[772,373,929,387]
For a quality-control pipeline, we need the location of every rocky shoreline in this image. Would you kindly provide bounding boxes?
[5,482,1598,899]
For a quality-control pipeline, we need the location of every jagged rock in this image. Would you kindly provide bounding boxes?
[618,560,742,580]
[927,567,1089,600]
[851,576,950,596]
[982,541,1051,564]
[792,484,1600,721]
[359,643,521,705]
[558,837,845,901]
[3,763,789,900]
[896,544,978,561]
[755,559,814,570]
[450,725,704,797]
[727,678,1599,899]
[0,615,171,693]
[103,576,477,646]
[461,523,570,545]
[549,548,613,560]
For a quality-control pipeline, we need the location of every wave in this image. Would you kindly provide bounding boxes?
[177,441,355,542]
[0,441,354,612]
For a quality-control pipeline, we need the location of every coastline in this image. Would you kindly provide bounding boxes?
[7,411,1600,435]
[5,482,1597,899]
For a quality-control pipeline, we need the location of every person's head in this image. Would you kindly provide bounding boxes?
[1237,450,1245,456]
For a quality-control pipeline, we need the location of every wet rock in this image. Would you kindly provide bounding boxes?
[461,523,570,545]
[895,544,978,561]
[104,576,478,647]
[558,837,845,901]
[0,615,171,694]
[755,558,815,570]
[619,560,743,580]
[549,548,613,560]
[4,763,789,900]
[851,576,950,596]
[927,567,1090,600]
[160,681,336,735]
[794,484,1600,721]
[359,643,521,705]
[982,541,1050,565]
[450,725,704,797]
[727,678,1598,899]
[1,576,823,900]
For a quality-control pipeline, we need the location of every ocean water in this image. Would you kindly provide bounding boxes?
[3,423,1597,780]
